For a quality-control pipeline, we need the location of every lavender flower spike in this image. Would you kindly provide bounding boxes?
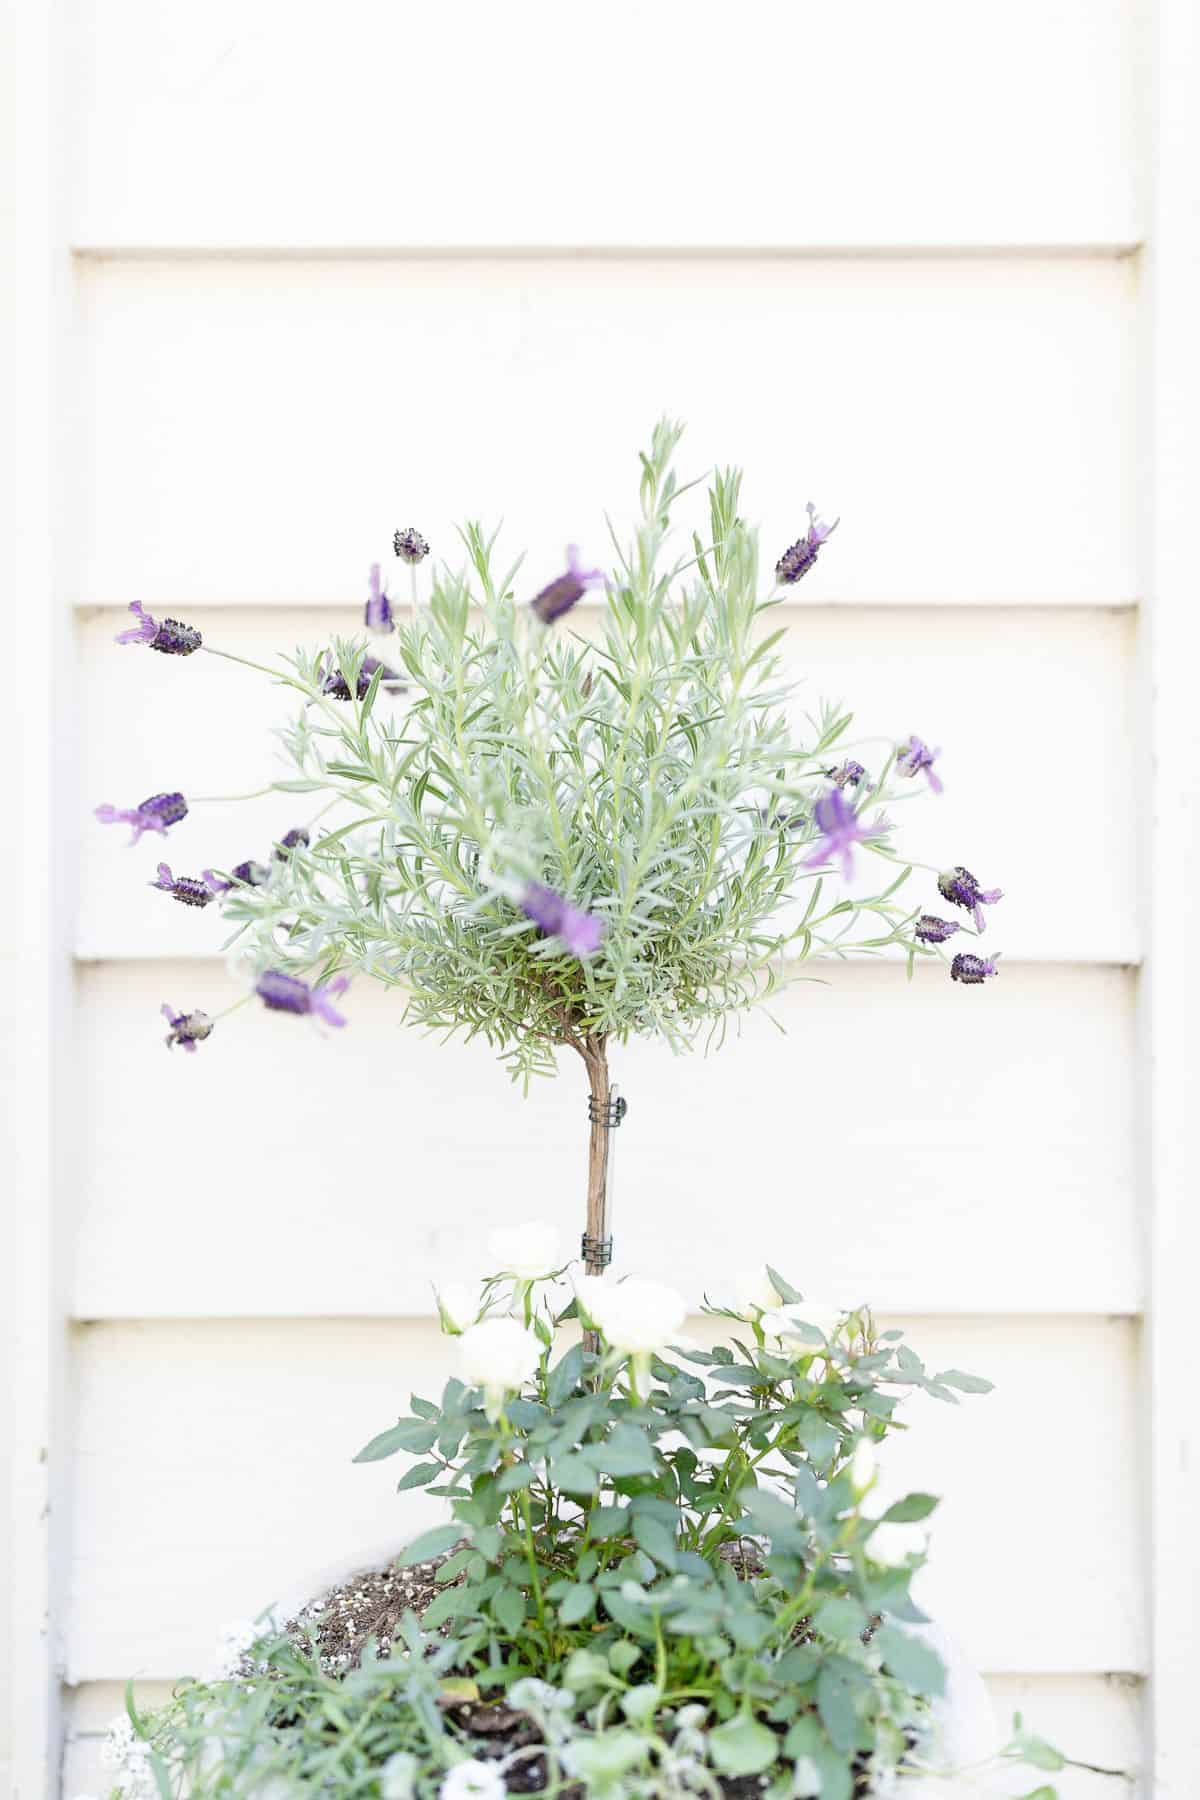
[775,504,838,586]
[915,914,961,944]
[801,787,885,883]
[321,655,406,701]
[830,759,866,789]
[255,969,351,1027]
[94,791,188,845]
[520,882,606,958]
[529,546,605,625]
[231,859,271,887]
[951,952,999,985]
[896,735,943,794]
[151,863,223,908]
[274,827,310,861]
[161,1004,214,1052]
[115,602,202,656]
[364,564,394,634]
[393,527,429,565]
[937,865,1003,932]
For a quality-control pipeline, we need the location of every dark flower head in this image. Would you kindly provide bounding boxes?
[364,564,394,634]
[255,969,350,1026]
[321,655,406,701]
[830,759,866,789]
[151,863,223,907]
[520,882,606,958]
[393,527,429,565]
[951,952,999,985]
[95,791,188,844]
[161,1003,214,1052]
[274,827,310,861]
[937,865,1003,932]
[915,913,961,944]
[896,735,943,794]
[775,504,838,586]
[529,546,605,625]
[231,860,271,887]
[801,787,885,883]
[115,602,202,656]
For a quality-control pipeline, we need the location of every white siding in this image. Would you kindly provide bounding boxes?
[13,1,1200,1794]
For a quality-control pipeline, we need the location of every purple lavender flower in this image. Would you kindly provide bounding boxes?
[231,860,271,887]
[364,564,394,634]
[951,952,998,985]
[937,865,1003,932]
[151,863,223,908]
[801,787,885,882]
[830,760,866,789]
[520,882,606,958]
[529,547,605,625]
[915,914,961,944]
[274,827,310,861]
[321,655,405,701]
[94,791,188,845]
[255,969,351,1026]
[393,527,429,565]
[161,1004,214,1052]
[896,735,943,794]
[114,603,202,656]
[775,505,838,586]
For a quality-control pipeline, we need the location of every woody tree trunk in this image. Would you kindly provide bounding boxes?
[583,1035,613,1277]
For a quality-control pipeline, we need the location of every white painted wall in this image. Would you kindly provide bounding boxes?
[7,2,1200,1796]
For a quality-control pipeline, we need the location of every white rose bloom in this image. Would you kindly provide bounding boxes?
[457,1317,540,1412]
[488,1220,561,1280]
[582,1277,688,1356]
[435,1282,479,1335]
[440,1760,507,1800]
[760,1300,845,1347]
[866,1520,927,1567]
[849,1437,878,1495]
[731,1267,784,1318]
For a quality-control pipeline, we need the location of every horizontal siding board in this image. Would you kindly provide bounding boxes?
[73,958,1138,1319]
[77,604,1138,965]
[70,1,1138,251]
[64,1315,1143,1681]
[62,1675,1145,1799]
[76,255,1137,609]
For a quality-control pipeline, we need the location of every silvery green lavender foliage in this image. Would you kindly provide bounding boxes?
[98,421,1000,1073]
[95,1261,1113,1800]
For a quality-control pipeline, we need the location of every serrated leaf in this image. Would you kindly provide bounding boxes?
[882,1493,940,1523]
[546,1342,585,1407]
[496,1462,536,1494]
[874,1625,946,1697]
[559,1582,596,1625]
[935,1367,995,1395]
[353,1417,438,1462]
[492,1584,526,1635]
[399,1524,464,1566]
[632,1514,677,1568]
[816,1659,863,1752]
[395,1462,441,1491]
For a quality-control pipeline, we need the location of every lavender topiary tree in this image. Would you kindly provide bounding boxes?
[98,420,999,1279]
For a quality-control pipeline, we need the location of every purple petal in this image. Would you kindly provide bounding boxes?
[312,974,350,1027]
[114,601,158,645]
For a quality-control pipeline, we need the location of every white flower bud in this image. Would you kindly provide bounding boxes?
[457,1317,540,1412]
[488,1220,561,1281]
[436,1282,478,1335]
[731,1267,784,1318]
[865,1520,927,1567]
[381,1752,419,1800]
[849,1438,878,1495]
[760,1300,845,1349]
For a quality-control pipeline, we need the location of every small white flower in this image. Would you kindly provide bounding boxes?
[211,1617,260,1679]
[380,1750,419,1799]
[99,1716,134,1769]
[760,1300,845,1348]
[439,1758,506,1800]
[578,1276,688,1357]
[436,1282,479,1335]
[731,1267,784,1318]
[488,1219,561,1280]
[792,1754,823,1796]
[457,1316,540,1412]
[865,1520,927,1567]
[849,1437,878,1495]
